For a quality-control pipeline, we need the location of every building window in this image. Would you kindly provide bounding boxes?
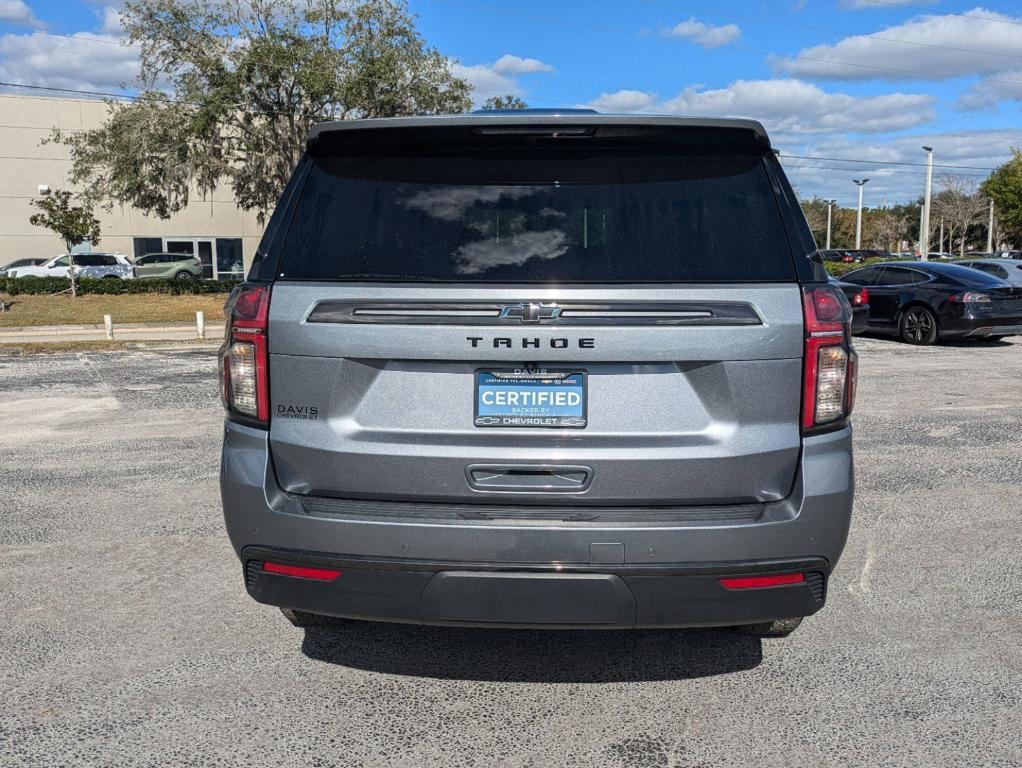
[131,237,245,280]
[133,237,163,259]
[215,238,244,281]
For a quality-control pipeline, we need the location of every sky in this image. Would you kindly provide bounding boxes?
[2,1,1021,207]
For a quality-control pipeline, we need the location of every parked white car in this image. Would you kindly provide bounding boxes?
[6,253,133,280]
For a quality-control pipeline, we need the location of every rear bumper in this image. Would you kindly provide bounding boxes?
[940,311,1022,338]
[221,422,854,628]
[242,549,829,628]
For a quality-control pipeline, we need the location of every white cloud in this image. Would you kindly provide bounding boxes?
[99,6,123,36]
[585,79,935,135]
[772,7,1022,81]
[777,130,1022,204]
[0,31,139,93]
[452,53,554,106]
[0,0,44,29]
[839,0,936,8]
[958,68,1022,110]
[491,54,553,76]
[584,89,657,113]
[666,18,741,48]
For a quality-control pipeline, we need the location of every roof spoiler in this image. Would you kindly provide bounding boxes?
[306,114,771,153]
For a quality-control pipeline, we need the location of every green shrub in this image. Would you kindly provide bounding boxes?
[0,276,233,296]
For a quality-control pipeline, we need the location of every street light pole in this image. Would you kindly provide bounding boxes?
[920,146,934,260]
[853,180,869,249]
[826,199,836,249]
[987,198,995,252]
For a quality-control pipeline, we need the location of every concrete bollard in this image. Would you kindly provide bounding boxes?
[196,311,206,340]
[103,314,114,340]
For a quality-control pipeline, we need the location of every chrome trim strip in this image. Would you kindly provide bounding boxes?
[307,301,762,327]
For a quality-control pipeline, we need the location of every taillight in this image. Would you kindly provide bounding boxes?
[802,286,856,432]
[948,291,990,304]
[853,287,868,306]
[219,284,270,425]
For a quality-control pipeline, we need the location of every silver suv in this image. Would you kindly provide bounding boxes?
[219,111,856,637]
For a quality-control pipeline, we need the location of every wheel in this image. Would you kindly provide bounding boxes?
[279,607,348,627]
[738,617,802,637]
[173,270,194,281]
[899,306,938,345]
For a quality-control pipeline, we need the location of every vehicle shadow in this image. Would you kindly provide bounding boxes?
[301,621,762,682]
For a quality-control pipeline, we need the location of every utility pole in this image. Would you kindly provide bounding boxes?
[920,146,934,260]
[939,218,944,253]
[826,199,836,249]
[853,179,869,249]
[987,198,995,252]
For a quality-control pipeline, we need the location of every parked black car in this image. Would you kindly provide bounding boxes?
[840,261,1022,344]
[829,276,870,334]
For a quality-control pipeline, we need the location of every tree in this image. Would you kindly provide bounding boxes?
[799,196,829,245]
[56,0,473,222]
[28,191,102,298]
[982,149,1022,246]
[480,95,528,110]
[931,175,989,257]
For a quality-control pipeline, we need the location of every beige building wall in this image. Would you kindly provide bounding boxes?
[0,93,266,275]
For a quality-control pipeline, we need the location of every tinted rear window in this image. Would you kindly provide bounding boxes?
[279,148,795,283]
[933,264,1006,286]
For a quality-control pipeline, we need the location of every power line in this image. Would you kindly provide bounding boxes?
[780,153,1001,172]
[852,0,1022,30]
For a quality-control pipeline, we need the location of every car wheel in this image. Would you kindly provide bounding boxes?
[279,607,348,627]
[174,270,194,281]
[738,617,802,637]
[899,306,938,345]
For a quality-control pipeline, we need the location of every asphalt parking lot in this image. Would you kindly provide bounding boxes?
[1,337,1021,768]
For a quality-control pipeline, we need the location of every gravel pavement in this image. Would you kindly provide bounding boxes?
[1,337,1020,767]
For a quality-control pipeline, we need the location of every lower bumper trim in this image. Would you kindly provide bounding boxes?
[242,547,829,629]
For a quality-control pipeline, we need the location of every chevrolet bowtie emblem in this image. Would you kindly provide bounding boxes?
[498,303,562,323]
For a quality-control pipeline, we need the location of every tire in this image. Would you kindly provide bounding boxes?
[279,607,348,628]
[898,305,938,345]
[738,617,803,638]
[173,270,194,281]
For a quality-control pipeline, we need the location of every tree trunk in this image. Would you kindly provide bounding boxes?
[64,240,78,298]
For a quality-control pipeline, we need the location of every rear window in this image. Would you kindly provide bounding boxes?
[935,264,1006,286]
[279,148,795,283]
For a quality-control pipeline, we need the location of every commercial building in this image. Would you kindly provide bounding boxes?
[0,93,266,278]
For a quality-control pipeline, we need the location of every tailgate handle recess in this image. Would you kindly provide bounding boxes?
[466,464,592,493]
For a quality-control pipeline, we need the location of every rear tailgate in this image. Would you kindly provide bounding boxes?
[267,283,803,505]
[263,118,810,507]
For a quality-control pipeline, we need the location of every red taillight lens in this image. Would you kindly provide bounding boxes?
[802,286,855,431]
[262,561,341,581]
[720,573,805,590]
[853,288,868,306]
[220,284,270,424]
[948,291,991,304]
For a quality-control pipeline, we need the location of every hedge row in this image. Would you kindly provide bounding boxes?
[0,276,234,296]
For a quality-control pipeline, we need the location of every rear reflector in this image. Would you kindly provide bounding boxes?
[719,573,805,590]
[262,561,342,581]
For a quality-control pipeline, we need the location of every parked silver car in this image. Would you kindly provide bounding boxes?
[955,259,1022,286]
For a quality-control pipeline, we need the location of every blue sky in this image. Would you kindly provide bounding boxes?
[3,0,1022,205]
